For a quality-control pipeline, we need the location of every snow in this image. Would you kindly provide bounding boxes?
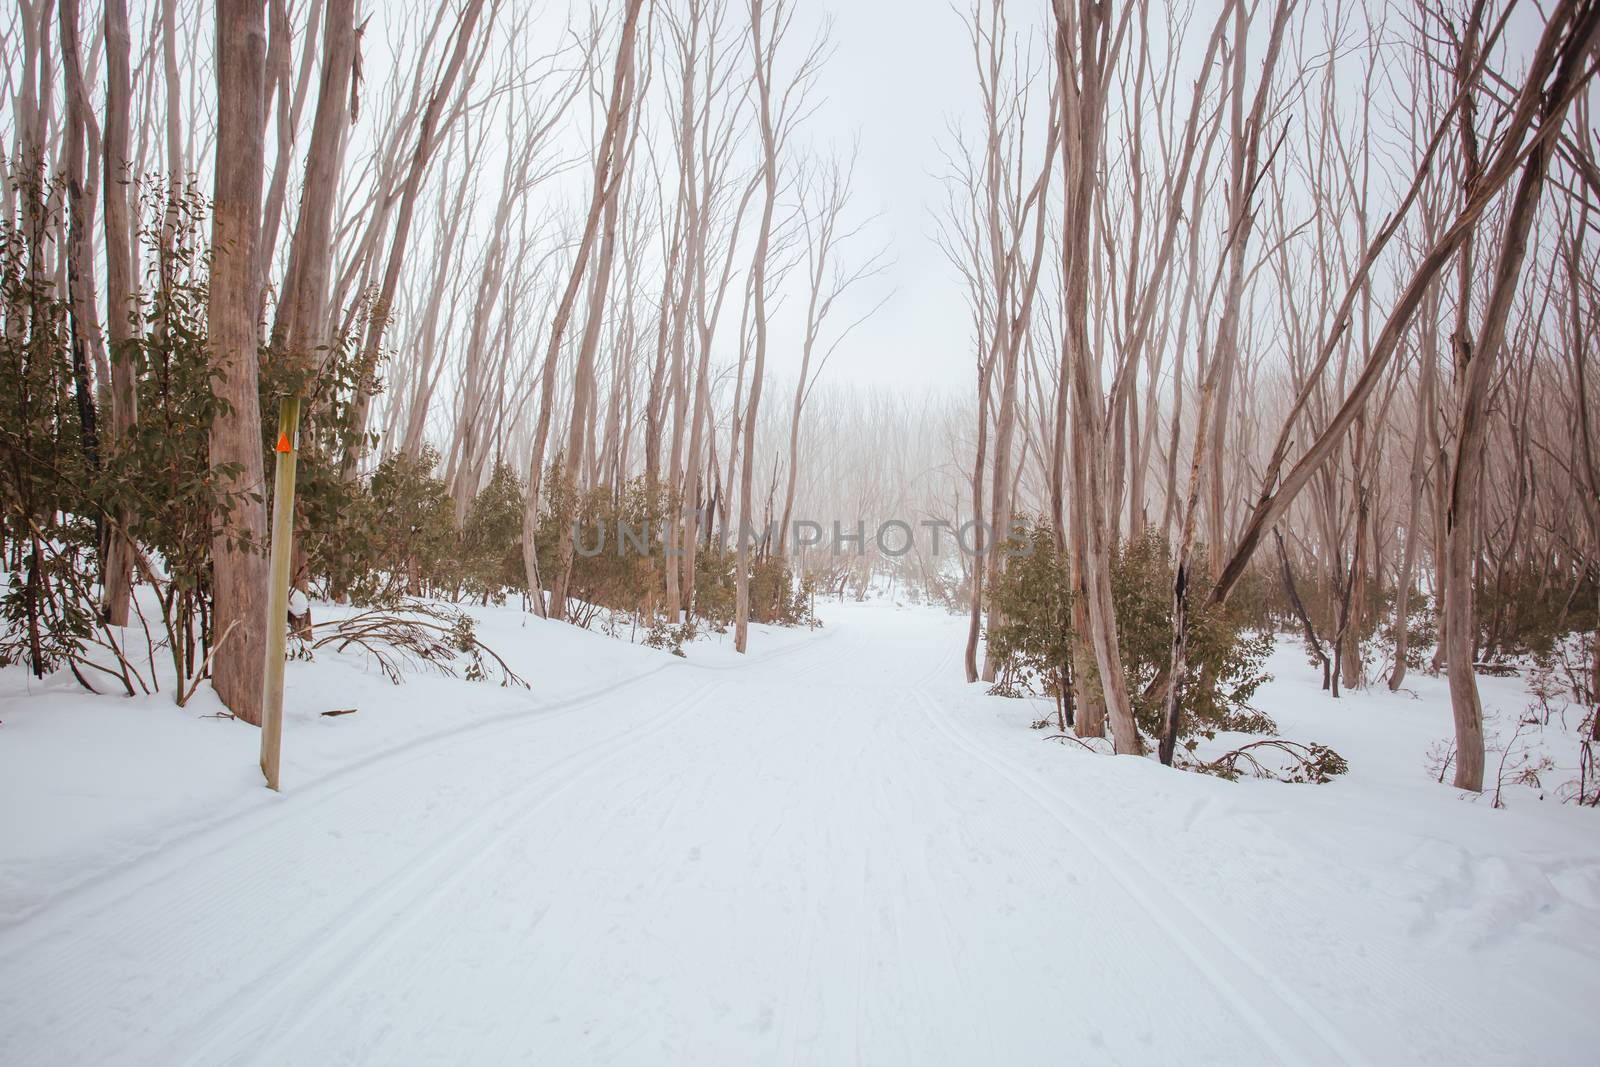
[1,598,1596,1064]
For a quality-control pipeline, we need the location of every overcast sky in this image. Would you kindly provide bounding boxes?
[772,0,988,394]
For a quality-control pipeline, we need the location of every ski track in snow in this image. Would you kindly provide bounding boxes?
[1,603,1596,1064]
[912,684,1347,1064]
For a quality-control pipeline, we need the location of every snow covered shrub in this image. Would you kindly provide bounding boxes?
[1189,739,1348,784]
[0,522,100,678]
[643,617,697,657]
[1111,530,1275,741]
[310,602,528,687]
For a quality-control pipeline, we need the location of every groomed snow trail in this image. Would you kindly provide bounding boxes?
[1,604,1588,1064]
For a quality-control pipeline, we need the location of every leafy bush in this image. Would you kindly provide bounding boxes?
[985,519,1075,717]
[691,544,738,630]
[332,447,458,604]
[1476,564,1599,661]
[0,189,100,677]
[2,180,248,694]
[643,617,697,657]
[749,556,811,626]
[1111,529,1274,741]
[460,460,527,604]
[534,471,665,623]
[1382,586,1439,671]
[982,521,1272,743]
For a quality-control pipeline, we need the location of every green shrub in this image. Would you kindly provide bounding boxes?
[749,556,811,626]
[986,519,1075,714]
[460,460,527,604]
[692,544,738,630]
[1111,530,1274,741]
[535,472,665,622]
[983,520,1274,744]
[334,447,457,604]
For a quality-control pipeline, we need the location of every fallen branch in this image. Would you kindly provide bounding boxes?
[1183,739,1349,784]
[1043,733,1115,755]
[308,602,529,689]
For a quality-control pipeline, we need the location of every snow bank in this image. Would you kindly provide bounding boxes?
[0,595,808,924]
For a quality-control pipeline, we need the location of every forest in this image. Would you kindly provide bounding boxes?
[4,0,1600,1061]
[6,0,1598,793]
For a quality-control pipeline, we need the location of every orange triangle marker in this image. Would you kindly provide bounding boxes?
[276,432,292,453]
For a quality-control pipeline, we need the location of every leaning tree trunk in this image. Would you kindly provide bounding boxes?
[1444,0,1598,791]
[1443,132,1567,789]
[523,0,643,620]
[271,0,357,634]
[344,0,488,480]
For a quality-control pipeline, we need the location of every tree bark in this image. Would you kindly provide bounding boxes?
[735,0,785,653]
[1052,0,1142,754]
[101,0,139,626]
[344,0,488,479]
[523,0,645,618]
[1198,0,1600,624]
[207,0,272,725]
[1442,30,1579,788]
[59,0,105,471]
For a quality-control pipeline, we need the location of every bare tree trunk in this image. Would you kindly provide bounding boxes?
[207,0,271,725]
[1443,40,1577,789]
[551,110,637,619]
[1389,300,1439,690]
[101,0,139,626]
[344,0,488,478]
[1053,0,1142,755]
[59,0,106,482]
[1159,248,1241,763]
[735,0,788,653]
[257,0,325,311]
[161,0,187,183]
[1066,448,1106,738]
[273,0,357,371]
[965,358,994,683]
[643,211,684,499]
[524,0,645,619]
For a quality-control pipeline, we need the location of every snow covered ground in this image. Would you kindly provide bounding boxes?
[2,598,1596,1064]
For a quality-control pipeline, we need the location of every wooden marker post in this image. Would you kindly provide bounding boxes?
[260,394,302,791]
